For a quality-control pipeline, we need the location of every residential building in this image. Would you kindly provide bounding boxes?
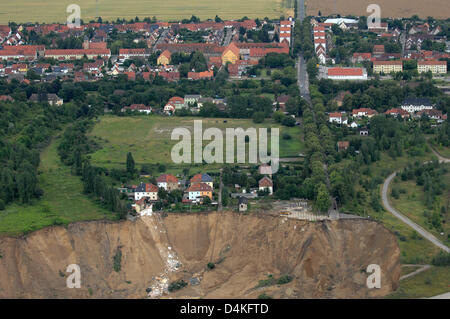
[190,173,213,188]
[352,108,378,118]
[258,177,273,195]
[401,98,434,113]
[29,93,63,106]
[187,183,213,201]
[352,53,372,63]
[258,163,273,176]
[329,112,348,125]
[187,70,214,80]
[373,45,385,55]
[326,67,367,80]
[156,174,179,191]
[238,196,249,212]
[119,48,151,60]
[184,95,202,106]
[385,108,410,118]
[416,109,447,122]
[337,141,350,151]
[373,61,403,74]
[44,49,111,60]
[222,42,240,65]
[121,104,152,114]
[417,60,447,74]
[134,183,158,201]
[166,96,185,110]
[157,50,171,65]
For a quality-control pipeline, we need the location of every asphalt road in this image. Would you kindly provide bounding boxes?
[297,0,305,21]
[297,54,311,104]
[381,154,450,253]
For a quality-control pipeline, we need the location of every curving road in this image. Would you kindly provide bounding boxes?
[381,151,450,253]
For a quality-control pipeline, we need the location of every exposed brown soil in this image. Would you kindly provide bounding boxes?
[307,0,450,19]
[0,212,401,298]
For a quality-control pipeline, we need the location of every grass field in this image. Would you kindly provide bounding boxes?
[387,266,450,298]
[0,0,292,24]
[87,115,306,172]
[389,164,450,246]
[0,134,114,236]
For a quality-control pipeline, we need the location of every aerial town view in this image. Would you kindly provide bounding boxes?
[0,0,448,309]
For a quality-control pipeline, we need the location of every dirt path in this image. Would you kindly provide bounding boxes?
[399,265,432,281]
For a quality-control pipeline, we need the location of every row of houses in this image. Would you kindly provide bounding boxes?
[128,173,215,207]
[329,98,447,124]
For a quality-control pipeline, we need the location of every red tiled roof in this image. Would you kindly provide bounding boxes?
[353,52,372,59]
[119,48,148,55]
[352,108,377,115]
[329,112,343,118]
[328,67,363,76]
[45,49,110,56]
[188,70,214,80]
[418,60,446,65]
[157,174,178,183]
[373,60,403,65]
[187,183,213,192]
[259,177,273,187]
[168,96,184,104]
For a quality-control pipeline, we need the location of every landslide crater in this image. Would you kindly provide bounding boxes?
[0,212,401,298]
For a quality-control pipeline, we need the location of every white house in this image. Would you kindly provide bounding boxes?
[258,177,273,195]
[329,112,348,125]
[134,183,158,201]
[401,98,434,113]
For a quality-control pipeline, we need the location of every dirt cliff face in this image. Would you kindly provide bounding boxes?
[0,212,401,298]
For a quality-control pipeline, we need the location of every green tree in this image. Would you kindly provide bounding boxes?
[126,152,135,175]
[316,183,331,212]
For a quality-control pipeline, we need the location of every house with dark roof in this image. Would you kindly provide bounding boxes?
[134,183,158,201]
[29,93,63,106]
[238,196,249,212]
[190,173,213,188]
[401,98,434,113]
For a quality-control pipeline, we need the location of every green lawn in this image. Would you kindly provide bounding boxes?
[389,165,450,246]
[0,135,114,236]
[87,115,305,172]
[0,0,290,24]
[387,266,450,299]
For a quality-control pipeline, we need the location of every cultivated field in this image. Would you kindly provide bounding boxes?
[87,115,305,170]
[0,0,292,24]
[306,0,450,19]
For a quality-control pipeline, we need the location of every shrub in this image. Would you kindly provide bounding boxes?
[168,280,187,292]
[113,247,122,272]
[431,251,450,266]
[277,275,293,285]
[207,262,215,270]
[281,116,296,127]
[282,133,292,140]
[258,293,273,299]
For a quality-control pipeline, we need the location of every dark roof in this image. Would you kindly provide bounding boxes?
[238,196,249,204]
[402,98,433,106]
